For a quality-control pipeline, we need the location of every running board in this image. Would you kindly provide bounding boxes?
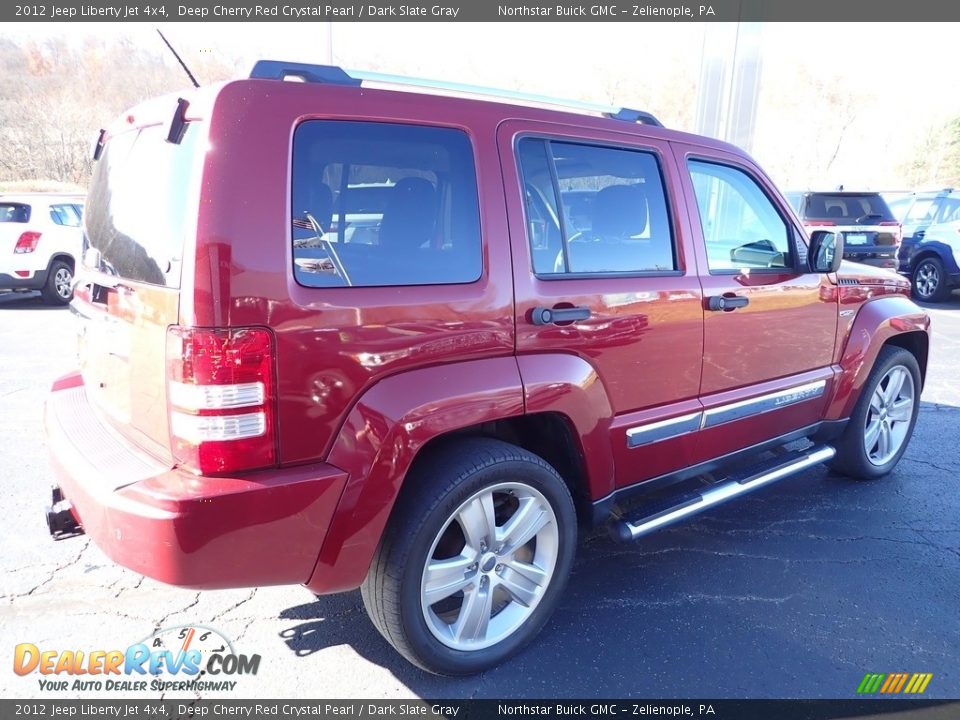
[611,445,836,542]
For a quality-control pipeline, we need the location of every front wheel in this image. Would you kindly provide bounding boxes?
[361,438,577,675]
[829,346,921,480]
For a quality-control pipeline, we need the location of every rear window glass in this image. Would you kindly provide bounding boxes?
[802,193,895,223]
[84,123,203,287]
[291,121,482,288]
[0,203,30,223]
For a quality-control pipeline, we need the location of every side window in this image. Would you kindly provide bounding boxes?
[934,197,960,224]
[688,160,792,272]
[291,121,481,288]
[50,204,81,227]
[517,138,676,276]
[904,198,936,224]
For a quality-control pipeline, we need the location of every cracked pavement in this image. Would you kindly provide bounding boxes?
[1,290,958,699]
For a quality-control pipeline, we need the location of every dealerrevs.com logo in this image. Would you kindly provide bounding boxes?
[13,625,260,693]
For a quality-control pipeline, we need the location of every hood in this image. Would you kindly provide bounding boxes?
[835,260,910,296]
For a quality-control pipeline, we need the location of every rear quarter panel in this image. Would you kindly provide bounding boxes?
[190,81,516,466]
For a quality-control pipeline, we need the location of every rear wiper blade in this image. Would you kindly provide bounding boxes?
[856,213,883,223]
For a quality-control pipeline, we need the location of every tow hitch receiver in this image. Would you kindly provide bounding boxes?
[46,487,84,540]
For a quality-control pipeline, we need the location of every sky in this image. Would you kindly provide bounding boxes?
[7,21,960,189]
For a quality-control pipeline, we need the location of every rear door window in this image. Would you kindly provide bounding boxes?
[291,121,482,288]
[517,138,676,276]
[934,197,960,224]
[50,204,82,227]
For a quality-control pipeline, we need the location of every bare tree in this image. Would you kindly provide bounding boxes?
[0,35,237,189]
[901,117,960,188]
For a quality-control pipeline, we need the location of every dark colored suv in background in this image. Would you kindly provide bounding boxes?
[888,188,960,302]
[44,62,930,675]
[786,191,901,270]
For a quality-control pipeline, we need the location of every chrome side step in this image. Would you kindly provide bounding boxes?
[611,445,836,542]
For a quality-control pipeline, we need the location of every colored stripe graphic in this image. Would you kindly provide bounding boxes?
[857,672,932,694]
[889,673,909,693]
[905,673,933,694]
[857,673,886,694]
[893,673,909,693]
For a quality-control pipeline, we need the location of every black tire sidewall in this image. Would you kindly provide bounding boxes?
[395,454,576,676]
[838,347,921,479]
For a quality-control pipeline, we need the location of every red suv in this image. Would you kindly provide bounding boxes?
[45,62,930,676]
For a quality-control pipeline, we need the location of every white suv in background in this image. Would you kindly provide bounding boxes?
[0,194,84,305]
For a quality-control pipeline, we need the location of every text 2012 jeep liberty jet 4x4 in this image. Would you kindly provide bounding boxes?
[44,62,930,675]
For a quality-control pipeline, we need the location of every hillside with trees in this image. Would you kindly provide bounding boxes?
[0,35,234,191]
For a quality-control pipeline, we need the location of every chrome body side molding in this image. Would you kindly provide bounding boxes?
[625,379,827,448]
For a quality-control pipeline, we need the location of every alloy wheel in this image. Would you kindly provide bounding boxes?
[420,482,559,651]
[915,262,940,299]
[863,365,915,466]
[55,267,73,299]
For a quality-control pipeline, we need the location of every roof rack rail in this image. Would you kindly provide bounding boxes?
[249,60,664,128]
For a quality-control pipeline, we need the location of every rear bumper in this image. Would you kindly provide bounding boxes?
[0,270,46,290]
[45,372,349,590]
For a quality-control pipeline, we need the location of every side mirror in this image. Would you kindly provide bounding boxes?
[82,247,101,271]
[808,231,843,273]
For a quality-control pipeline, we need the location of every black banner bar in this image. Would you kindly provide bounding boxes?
[2,700,960,720]
[4,0,960,23]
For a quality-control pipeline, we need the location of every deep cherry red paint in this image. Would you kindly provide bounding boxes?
[46,78,930,593]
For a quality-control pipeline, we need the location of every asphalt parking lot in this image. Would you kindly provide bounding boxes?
[1,289,958,700]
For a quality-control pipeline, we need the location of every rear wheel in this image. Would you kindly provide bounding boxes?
[361,437,577,675]
[41,260,73,306]
[829,346,920,480]
[912,256,950,302]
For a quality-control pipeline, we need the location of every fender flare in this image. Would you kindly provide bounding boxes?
[515,353,615,500]
[825,295,930,420]
[910,242,955,271]
[307,356,524,594]
[305,353,616,594]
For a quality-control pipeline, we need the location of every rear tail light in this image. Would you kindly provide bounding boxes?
[878,221,902,246]
[14,231,41,253]
[166,326,277,475]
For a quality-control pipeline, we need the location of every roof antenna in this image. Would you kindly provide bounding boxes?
[156,29,200,88]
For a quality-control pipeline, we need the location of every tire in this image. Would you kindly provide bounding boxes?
[829,346,921,480]
[41,260,73,306]
[911,256,950,303]
[361,437,577,676]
